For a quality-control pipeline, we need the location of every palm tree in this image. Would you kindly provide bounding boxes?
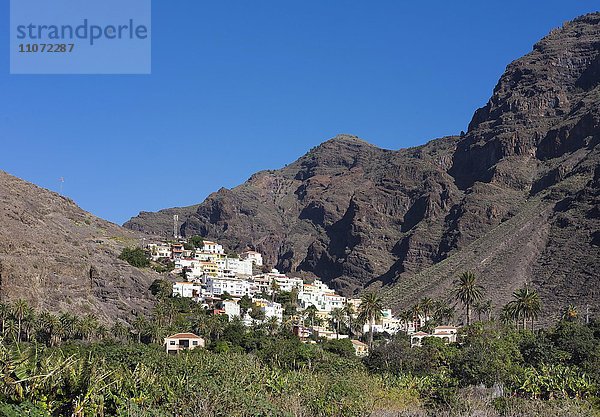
[507,286,542,330]
[22,306,36,342]
[133,316,147,343]
[95,324,109,340]
[304,305,319,329]
[270,280,280,302]
[453,271,484,326]
[112,321,130,342]
[58,312,79,341]
[12,299,28,343]
[265,316,279,335]
[398,310,413,334]
[419,297,435,322]
[483,300,493,321]
[473,302,486,322]
[36,312,61,346]
[3,319,17,341]
[342,303,355,336]
[330,308,344,339]
[0,303,10,335]
[411,303,424,329]
[501,303,517,328]
[562,305,578,322]
[358,293,384,348]
[78,314,99,341]
[153,302,167,328]
[433,300,455,325]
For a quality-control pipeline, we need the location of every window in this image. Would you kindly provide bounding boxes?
[169,341,175,345]
[192,341,198,346]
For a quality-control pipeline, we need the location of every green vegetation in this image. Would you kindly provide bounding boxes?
[188,235,204,248]
[118,246,150,268]
[1,274,599,416]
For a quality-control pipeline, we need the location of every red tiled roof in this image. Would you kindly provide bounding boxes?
[413,331,429,336]
[166,333,203,339]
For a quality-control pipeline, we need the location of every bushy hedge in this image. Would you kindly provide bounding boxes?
[118,247,150,267]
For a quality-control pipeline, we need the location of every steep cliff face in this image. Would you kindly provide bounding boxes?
[125,13,600,316]
[0,171,159,322]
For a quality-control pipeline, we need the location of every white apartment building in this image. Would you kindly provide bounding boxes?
[219,300,241,319]
[249,270,303,294]
[193,251,219,262]
[272,274,303,293]
[240,250,263,266]
[147,243,172,261]
[176,259,205,278]
[216,257,254,277]
[253,298,283,323]
[298,280,346,313]
[172,282,203,299]
[202,241,224,254]
[205,276,252,298]
[264,269,304,292]
[363,309,403,335]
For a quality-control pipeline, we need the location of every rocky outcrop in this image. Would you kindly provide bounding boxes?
[125,13,600,316]
[0,170,159,322]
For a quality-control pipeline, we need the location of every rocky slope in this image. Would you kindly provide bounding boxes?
[0,170,159,322]
[125,13,600,318]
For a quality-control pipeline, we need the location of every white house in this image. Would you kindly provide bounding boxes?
[205,276,252,298]
[202,241,224,254]
[253,298,283,323]
[240,250,263,266]
[216,300,241,320]
[273,274,303,293]
[176,258,207,278]
[298,280,346,313]
[172,282,203,299]
[351,340,369,357]
[410,326,459,347]
[164,333,205,354]
[362,309,403,335]
[216,257,254,277]
[147,243,172,261]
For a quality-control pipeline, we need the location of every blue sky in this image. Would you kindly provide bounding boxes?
[1,1,597,224]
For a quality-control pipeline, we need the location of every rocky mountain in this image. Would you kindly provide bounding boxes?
[125,13,600,319]
[0,170,159,322]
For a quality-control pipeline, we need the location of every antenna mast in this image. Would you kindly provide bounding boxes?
[173,214,179,239]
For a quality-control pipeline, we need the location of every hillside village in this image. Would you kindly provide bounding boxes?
[145,237,458,354]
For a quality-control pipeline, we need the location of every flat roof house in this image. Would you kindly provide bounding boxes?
[164,333,205,354]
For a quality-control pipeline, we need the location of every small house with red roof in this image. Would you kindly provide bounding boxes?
[410,326,459,347]
[164,333,205,354]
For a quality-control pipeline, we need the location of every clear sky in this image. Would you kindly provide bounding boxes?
[1,1,597,224]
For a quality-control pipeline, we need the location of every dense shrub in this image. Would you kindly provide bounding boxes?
[118,246,150,267]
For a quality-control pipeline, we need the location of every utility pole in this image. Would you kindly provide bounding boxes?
[173,215,179,240]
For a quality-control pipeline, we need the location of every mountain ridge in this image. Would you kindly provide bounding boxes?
[123,12,599,317]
